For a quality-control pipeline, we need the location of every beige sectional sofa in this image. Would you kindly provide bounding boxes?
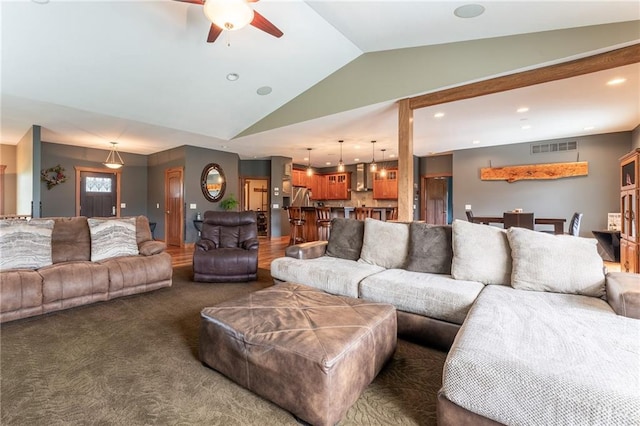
[271,218,640,425]
[0,215,172,323]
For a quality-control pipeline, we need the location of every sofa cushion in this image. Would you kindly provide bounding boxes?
[270,256,385,298]
[442,285,639,426]
[0,218,54,270]
[139,240,167,256]
[359,218,410,269]
[51,216,91,263]
[404,223,453,274]
[40,261,110,313]
[100,252,173,298]
[325,218,365,261]
[88,217,139,262]
[451,220,511,285]
[507,227,605,298]
[0,270,43,322]
[359,269,484,325]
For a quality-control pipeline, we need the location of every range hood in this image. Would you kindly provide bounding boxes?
[355,163,373,192]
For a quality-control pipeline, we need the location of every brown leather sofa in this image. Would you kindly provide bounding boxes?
[0,216,172,323]
[193,210,259,283]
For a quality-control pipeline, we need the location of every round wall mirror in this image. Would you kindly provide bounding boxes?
[201,163,226,202]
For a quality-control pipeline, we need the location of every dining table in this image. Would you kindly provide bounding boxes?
[470,215,566,234]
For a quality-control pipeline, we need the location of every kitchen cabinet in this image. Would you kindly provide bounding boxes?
[373,169,398,199]
[310,174,326,200]
[325,173,350,200]
[292,169,308,187]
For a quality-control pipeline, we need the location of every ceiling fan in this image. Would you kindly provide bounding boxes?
[175,0,283,44]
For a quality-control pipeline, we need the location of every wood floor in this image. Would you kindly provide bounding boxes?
[165,236,290,269]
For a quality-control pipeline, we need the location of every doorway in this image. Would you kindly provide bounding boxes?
[75,167,121,217]
[241,177,269,237]
[423,175,452,225]
[165,167,184,247]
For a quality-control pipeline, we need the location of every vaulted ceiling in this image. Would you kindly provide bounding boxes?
[2,1,639,168]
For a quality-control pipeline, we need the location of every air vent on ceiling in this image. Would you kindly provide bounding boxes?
[531,141,577,154]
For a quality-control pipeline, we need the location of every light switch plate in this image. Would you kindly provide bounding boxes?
[465,204,472,210]
[190,203,197,209]
[273,203,279,209]
[120,203,126,208]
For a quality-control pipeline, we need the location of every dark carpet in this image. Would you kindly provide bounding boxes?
[1,266,447,425]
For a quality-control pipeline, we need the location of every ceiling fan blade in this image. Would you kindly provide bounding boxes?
[250,10,283,38]
[207,24,223,43]
[173,0,204,4]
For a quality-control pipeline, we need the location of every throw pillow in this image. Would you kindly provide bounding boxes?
[325,218,365,261]
[359,218,410,269]
[404,223,453,274]
[451,219,511,285]
[507,227,605,298]
[0,218,55,270]
[88,217,139,262]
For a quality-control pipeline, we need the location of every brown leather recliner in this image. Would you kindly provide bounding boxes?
[193,211,259,283]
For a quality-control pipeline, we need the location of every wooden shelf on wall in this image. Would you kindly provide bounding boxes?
[480,161,588,183]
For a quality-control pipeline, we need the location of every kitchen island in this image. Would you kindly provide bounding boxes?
[291,206,397,242]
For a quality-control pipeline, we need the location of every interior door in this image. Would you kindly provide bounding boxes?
[425,177,448,225]
[80,171,116,217]
[165,167,184,247]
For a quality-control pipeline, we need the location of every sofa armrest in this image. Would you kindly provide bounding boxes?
[606,272,640,319]
[242,238,259,250]
[139,240,166,256]
[285,241,328,260]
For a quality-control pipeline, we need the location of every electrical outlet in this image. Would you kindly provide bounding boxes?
[156,203,160,209]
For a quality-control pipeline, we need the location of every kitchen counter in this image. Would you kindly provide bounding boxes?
[292,206,397,242]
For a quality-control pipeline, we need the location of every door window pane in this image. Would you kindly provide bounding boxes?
[85,177,112,193]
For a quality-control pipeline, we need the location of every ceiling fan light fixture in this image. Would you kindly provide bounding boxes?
[203,0,254,31]
[103,142,124,169]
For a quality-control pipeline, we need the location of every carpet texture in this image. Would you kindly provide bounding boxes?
[1,266,446,425]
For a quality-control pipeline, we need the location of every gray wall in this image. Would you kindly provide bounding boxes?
[452,132,632,237]
[147,146,185,240]
[240,159,271,177]
[39,142,148,218]
[632,124,640,150]
[420,154,453,175]
[270,156,290,238]
[184,146,240,243]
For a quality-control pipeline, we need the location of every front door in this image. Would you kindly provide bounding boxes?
[165,167,184,247]
[80,171,117,217]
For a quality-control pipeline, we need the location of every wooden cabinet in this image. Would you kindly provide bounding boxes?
[325,173,350,200]
[310,174,326,200]
[292,169,308,187]
[373,169,398,199]
[620,149,639,273]
[293,171,350,200]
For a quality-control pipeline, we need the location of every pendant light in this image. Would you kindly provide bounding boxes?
[369,140,377,172]
[306,148,313,177]
[337,140,345,172]
[380,149,387,178]
[103,142,124,169]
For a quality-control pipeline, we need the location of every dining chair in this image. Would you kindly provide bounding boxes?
[503,212,534,230]
[315,207,332,241]
[567,212,583,236]
[354,207,373,221]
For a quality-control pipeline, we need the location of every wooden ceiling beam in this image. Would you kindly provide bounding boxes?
[409,43,640,110]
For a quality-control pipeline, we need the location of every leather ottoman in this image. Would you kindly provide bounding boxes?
[199,282,397,426]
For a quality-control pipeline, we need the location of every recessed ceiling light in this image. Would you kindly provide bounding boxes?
[303,157,309,161]
[226,73,239,81]
[257,86,272,96]
[354,145,360,149]
[454,4,485,19]
[607,78,626,86]
[517,107,529,113]
[31,0,50,3]
[221,145,228,149]
[522,125,532,130]
[472,140,480,145]
[584,126,595,131]
[434,112,445,118]
[325,162,332,166]
[389,154,396,158]
[354,158,360,162]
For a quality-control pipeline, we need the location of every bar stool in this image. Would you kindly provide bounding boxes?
[354,207,373,221]
[388,207,398,221]
[287,207,306,246]
[316,207,332,241]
